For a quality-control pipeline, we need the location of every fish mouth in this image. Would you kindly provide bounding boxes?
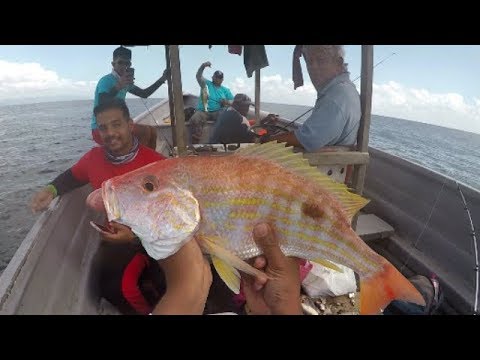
[102,179,121,222]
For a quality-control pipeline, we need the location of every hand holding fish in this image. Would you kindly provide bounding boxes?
[99,221,138,243]
[242,223,303,315]
[152,239,212,315]
[30,188,54,213]
[89,142,426,314]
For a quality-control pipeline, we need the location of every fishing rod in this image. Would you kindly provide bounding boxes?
[278,51,397,131]
[456,181,479,315]
[399,178,479,315]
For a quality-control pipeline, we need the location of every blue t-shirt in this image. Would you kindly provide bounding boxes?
[91,73,133,130]
[196,80,234,112]
[294,72,361,152]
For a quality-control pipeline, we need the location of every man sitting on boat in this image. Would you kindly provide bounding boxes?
[30,98,168,314]
[208,93,256,145]
[267,45,361,152]
[91,46,170,150]
[189,62,234,144]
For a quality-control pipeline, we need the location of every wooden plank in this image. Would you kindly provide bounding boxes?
[164,45,176,147]
[352,45,374,196]
[255,69,261,124]
[352,45,374,230]
[303,152,369,166]
[168,45,187,156]
[355,213,394,242]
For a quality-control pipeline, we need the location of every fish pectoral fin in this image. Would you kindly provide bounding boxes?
[199,236,269,291]
[212,256,241,294]
[311,258,344,273]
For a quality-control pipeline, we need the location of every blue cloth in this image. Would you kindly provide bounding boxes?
[196,80,234,112]
[91,72,133,130]
[294,72,361,152]
[383,301,426,315]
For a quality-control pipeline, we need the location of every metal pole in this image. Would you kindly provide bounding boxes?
[255,69,261,124]
[168,45,187,156]
[165,45,176,147]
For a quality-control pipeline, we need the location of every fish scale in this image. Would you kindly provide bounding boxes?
[91,142,427,314]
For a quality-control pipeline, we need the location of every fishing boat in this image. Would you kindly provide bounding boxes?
[0,46,478,315]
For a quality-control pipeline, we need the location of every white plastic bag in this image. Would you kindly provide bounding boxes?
[302,261,357,297]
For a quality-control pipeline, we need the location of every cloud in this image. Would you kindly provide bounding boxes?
[230,75,317,106]
[0,60,96,104]
[371,81,480,134]
[229,75,480,134]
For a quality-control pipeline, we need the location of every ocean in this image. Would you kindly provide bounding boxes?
[0,98,479,271]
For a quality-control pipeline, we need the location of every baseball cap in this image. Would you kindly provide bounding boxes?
[213,70,224,79]
[233,93,254,106]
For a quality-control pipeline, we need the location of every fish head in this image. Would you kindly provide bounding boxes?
[88,162,200,260]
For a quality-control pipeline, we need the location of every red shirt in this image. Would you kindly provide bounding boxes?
[71,145,165,314]
[71,145,166,189]
[122,253,153,315]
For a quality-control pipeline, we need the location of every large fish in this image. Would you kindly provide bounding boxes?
[87,142,425,314]
[201,85,209,112]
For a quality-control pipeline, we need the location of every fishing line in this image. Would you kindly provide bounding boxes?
[400,177,446,273]
[455,181,479,315]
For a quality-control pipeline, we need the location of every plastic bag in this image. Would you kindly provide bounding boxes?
[302,261,357,298]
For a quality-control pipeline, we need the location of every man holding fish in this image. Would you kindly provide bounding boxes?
[189,62,234,144]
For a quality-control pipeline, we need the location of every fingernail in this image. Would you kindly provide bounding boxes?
[254,282,264,291]
[253,223,269,238]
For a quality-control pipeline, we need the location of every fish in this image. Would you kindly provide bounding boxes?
[86,141,426,315]
[201,85,209,112]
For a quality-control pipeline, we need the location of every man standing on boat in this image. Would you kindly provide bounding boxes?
[91,46,170,150]
[267,45,361,152]
[189,62,234,144]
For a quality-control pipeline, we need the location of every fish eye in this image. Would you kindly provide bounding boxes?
[142,175,159,193]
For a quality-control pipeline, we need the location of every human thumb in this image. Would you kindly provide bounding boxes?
[253,223,286,270]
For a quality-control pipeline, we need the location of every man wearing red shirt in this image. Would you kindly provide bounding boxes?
[30,98,166,314]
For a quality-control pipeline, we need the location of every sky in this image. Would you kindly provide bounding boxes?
[0,45,479,134]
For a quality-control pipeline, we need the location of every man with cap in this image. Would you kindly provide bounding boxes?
[209,93,255,145]
[189,61,234,144]
[91,46,170,150]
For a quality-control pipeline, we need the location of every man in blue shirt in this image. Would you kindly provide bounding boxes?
[270,45,361,152]
[189,61,234,144]
[91,46,169,149]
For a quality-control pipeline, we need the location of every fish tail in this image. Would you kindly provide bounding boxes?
[360,262,426,315]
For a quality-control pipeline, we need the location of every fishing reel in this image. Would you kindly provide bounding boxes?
[249,114,291,143]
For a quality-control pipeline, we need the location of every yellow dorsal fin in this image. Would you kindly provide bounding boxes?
[311,259,344,272]
[235,142,369,220]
